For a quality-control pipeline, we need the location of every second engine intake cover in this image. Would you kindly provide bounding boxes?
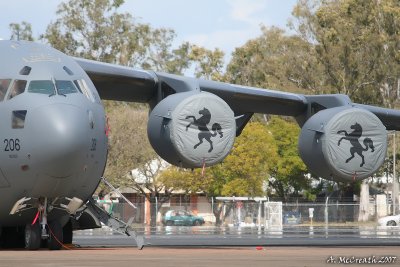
[299,107,387,181]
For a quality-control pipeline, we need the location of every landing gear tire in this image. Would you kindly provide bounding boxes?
[62,220,73,244]
[48,221,63,250]
[25,223,41,250]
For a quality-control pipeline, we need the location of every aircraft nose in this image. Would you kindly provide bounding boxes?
[30,104,89,178]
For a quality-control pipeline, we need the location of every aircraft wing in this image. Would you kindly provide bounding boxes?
[75,58,308,117]
[75,58,400,130]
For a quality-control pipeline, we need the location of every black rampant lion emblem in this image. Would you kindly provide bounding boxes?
[185,108,223,152]
[337,122,375,167]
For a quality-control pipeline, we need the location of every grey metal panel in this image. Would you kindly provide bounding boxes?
[74,58,158,102]
[155,72,201,93]
[198,79,308,116]
[353,104,400,131]
[305,94,352,108]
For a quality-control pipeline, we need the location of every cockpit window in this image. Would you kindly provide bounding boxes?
[55,80,78,95]
[73,80,83,93]
[27,80,55,95]
[74,79,95,102]
[8,80,27,100]
[0,79,11,101]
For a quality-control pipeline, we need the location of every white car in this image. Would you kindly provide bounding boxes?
[378,214,400,226]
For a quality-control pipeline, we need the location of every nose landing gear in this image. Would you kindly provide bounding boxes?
[24,198,63,250]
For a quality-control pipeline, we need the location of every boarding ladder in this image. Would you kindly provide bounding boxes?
[84,177,144,249]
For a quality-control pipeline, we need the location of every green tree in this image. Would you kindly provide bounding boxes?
[226,26,323,94]
[42,0,152,65]
[291,0,400,106]
[9,22,34,41]
[266,117,309,200]
[189,45,225,80]
[140,29,192,74]
[41,0,194,74]
[129,157,173,227]
[103,104,155,185]
[213,122,278,197]
[104,104,178,227]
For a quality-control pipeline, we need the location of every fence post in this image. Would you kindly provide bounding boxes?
[155,196,158,225]
[258,200,262,231]
[211,197,214,215]
[325,196,329,233]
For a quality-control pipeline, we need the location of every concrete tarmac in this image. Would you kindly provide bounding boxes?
[0,246,399,267]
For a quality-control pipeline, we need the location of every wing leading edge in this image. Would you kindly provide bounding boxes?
[74,58,158,102]
[353,104,400,131]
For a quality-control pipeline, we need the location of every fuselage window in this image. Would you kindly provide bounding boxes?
[56,80,78,95]
[27,80,55,95]
[8,80,27,100]
[12,110,27,129]
[0,79,11,101]
[74,79,95,102]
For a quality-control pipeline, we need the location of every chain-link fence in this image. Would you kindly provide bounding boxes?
[98,196,391,228]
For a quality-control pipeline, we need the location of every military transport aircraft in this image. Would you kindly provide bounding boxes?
[0,40,399,250]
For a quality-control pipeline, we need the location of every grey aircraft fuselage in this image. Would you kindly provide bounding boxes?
[0,41,107,227]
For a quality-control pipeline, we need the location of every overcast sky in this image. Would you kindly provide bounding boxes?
[0,0,298,58]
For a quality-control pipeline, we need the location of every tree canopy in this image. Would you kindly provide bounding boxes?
[266,117,309,200]
[40,0,225,77]
[226,26,322,94]
[291,0,400,106]
[9,22,34,41]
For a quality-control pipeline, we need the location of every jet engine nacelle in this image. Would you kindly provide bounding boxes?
[298,107,387,182]
[148,91,236,168]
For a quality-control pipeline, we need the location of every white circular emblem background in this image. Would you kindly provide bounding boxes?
[170,92,236,167]
[322,108,387,180]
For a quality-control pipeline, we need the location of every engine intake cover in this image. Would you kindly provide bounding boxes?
[299,107,387,181]
[148,91,236,168]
